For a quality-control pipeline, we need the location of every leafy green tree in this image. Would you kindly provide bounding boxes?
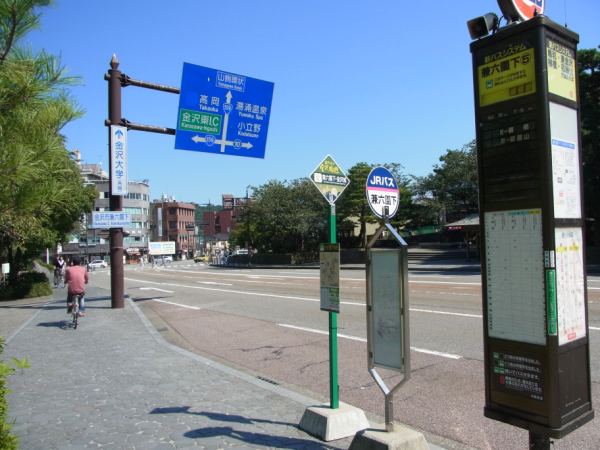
[233,178,328,253]
[0,0,96,281]
[579,46,600,246]
[335,162,373,247]
[410,140,478,225]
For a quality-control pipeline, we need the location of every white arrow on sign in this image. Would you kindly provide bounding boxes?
[191,135,253,149]
[190,90,253,152]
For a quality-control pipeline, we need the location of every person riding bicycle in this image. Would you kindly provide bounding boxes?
[53,256,65,286]
[65,256,89,316]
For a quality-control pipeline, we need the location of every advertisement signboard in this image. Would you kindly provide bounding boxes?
[148,241,176,256]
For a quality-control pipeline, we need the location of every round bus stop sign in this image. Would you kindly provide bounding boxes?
[498,0,545,22]
[366,166,399,218]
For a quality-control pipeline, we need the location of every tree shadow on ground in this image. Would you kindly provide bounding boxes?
[150,407,347,449]
[44,296,114,311]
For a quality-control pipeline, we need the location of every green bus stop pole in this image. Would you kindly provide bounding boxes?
[329,203,339,409]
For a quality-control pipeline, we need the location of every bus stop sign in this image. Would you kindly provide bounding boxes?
[366,166,399,218]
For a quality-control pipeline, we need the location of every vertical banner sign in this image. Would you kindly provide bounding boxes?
[158,207,163,237]
[175,63,274,159]
[320,243,340,312]
[110,125,127,196]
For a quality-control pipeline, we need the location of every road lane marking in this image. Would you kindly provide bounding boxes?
[126,277,600,326]
[411,308,482,318]
[154,268,485,285]
[278,324,462,359]
[151,299,200,309]
[140,287,174,293]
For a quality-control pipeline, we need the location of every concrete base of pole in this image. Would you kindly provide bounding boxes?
[349,426,429,450]
[299,402,370,441]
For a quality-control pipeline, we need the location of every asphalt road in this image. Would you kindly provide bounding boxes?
[85,261,600,450]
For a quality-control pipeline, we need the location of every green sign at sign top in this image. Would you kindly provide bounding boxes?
[309,155,349,205]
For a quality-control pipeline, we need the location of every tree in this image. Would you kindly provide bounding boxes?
[232,178,328,253]
[335,162,374,247]
[0,0,96,281]
[579,46,600,246]
[411,140,478,225]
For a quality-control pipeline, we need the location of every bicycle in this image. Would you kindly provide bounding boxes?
[69,293,84,329]
[54,270,66,288]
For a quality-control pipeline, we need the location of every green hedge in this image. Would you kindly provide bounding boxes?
[34,259,54,272]
[0,272,52,301]
[0,337,19,449]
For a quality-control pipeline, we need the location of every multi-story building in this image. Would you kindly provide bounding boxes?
[59,149,151,263]
[202,194,250,253]
[150,198,196,259]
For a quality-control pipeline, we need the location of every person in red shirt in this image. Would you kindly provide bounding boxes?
[65,256,89,316]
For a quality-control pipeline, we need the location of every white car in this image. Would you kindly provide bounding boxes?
[155,256,173,264]
[89,260,107,268]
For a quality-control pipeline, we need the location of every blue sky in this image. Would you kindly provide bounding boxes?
[28,0,598,206]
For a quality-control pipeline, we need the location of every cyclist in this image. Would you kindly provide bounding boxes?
[53,256,65,287]
[65,256,89,316]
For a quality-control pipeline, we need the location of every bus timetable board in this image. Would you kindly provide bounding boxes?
[470,15,593,438]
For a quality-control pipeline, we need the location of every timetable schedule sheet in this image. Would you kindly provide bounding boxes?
[555,227,586,345]
[484,210,546,345]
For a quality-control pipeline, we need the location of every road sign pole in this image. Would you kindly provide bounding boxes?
[107,55,124,309]
[329,203,339,409]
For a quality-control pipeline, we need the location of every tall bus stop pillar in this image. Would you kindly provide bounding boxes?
[470,15,593,446]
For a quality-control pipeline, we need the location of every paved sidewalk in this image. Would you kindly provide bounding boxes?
[2,285,448,450]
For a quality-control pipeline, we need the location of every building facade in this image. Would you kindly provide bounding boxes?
[202,194,250,254]
[59,150,151,263]
[150,200,196,259]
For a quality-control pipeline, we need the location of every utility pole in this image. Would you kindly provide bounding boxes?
[107,55,124,308]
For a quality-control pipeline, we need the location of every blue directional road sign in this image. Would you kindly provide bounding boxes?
[366,166,399,218]
[175,63,274,159]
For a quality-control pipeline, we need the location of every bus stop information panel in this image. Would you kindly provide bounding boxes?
[470,15,593,438]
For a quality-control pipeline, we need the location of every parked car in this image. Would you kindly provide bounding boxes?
[155,256,173,264]
[194,254,208,263]
[89,260,107,269]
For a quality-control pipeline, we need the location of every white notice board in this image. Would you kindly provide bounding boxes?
[550,102,581,219]
[484,210,545,345]
[369,249,403,371]
[320,244,340,312]
[555,227,587,345]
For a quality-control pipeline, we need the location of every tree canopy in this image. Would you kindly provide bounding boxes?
[231,178,328,253]
[410,140,478,225]
[0,0,96,279]
[579,46,600,244]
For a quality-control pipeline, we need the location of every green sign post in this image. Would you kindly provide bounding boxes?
[310,155,349,409]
